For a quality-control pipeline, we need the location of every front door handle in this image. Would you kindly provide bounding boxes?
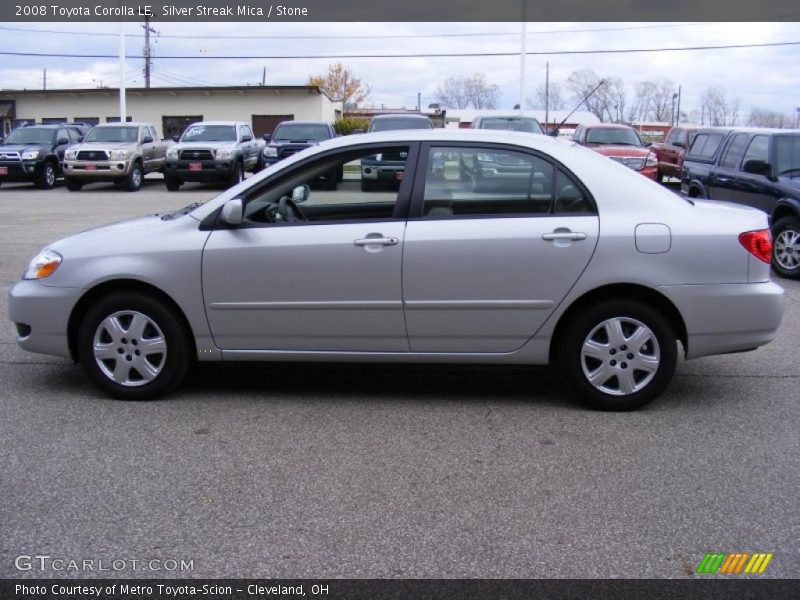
[354,236,399,247]
[542,231,587,241]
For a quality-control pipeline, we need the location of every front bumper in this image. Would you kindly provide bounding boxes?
[658,281,785,359]
[165,159,236,181]
[64,158,135,180]
[0,160,41,182]
[8,280,84,359]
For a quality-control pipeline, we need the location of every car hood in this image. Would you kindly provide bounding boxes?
[269,140,322,147]
[0,143,48,155]
[175,141,237,150]
[586,145,650,157]
[73,141,138,150]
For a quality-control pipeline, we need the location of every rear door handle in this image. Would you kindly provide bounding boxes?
[542,232,587,241]
[354,236,399,246]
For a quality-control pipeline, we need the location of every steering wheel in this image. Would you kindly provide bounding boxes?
[277,196,305,222]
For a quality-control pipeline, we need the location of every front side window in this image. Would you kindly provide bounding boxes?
[421,146,558,218]
[243,146,410,225]
[84,126,138,143]
[181,125,236,142]
[774,135,800,176]
[720,134,749,169]
[688,133,725,160]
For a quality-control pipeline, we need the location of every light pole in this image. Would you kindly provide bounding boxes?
[671,93,678,127]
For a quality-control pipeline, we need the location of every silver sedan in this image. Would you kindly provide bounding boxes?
[8,130,785,410]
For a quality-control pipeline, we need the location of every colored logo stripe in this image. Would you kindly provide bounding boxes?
[744,553,773,574]
[697,552,773,574]
[697,553,725,574]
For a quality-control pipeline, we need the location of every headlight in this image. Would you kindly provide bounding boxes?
[215,148,235,159]
[645,152,658,168]
[23,249,62,280]
[264,147,278,158]
[21,150,40,160]
[108,149,130,160]
[166,147,179,159]
[65,149,78,160]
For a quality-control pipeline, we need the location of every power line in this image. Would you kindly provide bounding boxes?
[2,40,798,60]
[0,22,718,41]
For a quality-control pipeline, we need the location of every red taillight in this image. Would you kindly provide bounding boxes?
[739,229,772,264]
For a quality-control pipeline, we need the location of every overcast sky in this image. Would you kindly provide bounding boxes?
[1,21,798,120]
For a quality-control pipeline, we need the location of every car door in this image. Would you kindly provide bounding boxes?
[242,124,257,169]
[202,142,418,352]
[709,133,748,201]
[402,143,599,353]
[730,134,780,214]
[139,126,155,171]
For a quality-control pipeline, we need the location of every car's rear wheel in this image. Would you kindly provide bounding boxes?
[771,215,800,280]
[77,291,192,400]
[126,162,143,192]
[64,177,83,191]
[35,161,56,189]
[558,300,677,410]
[165,176,182,191]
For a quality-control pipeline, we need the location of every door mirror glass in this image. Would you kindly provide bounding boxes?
[57,137,69,146]
[220,198,243,226]
[292,184,310,204]
[141,135,154,144]
[262,133,271,142]
[742,159,771,176]
[241,135,252,142]
[172,135,180,142]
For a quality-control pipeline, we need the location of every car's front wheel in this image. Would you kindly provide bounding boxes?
[77,291,192,400]
[771,215,800,280]
[64,177,83,191]
[165,176,182,191]
[35,160,57,189]
[558,300,677,410]
[126,162,143,192]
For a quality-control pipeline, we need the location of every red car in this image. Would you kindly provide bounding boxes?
[571,124,658,180]
[650,126,700,182]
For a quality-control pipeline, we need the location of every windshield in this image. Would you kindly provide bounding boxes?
[585,128,643,146]
[774,135,800,176]
[272,124,331,141]
[4,127,55,145]
[84,126,138,143]
[370,118,433,132]
[181,125,237,142]
[479,118,544,134]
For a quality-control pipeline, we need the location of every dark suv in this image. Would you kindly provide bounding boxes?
[262,121,339,189]
[361,115,433,191]
[0,124,85,189]
[682,127,800,279]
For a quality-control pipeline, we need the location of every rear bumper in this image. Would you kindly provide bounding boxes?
[8,280,83,359]
[657,281,784,359]
[165,159,235,181]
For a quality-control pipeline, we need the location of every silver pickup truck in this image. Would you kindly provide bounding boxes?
[63,123,167,192]
[164,121,265,190]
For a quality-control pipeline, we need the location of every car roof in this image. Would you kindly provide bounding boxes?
[275,121,330,126]
[585,123,635,130]
[371,114,431,121]
[15,124,77,129]
[477,115,541,121]
[185,121,243,127]
[694,126,800,136]
[93,122,149,127]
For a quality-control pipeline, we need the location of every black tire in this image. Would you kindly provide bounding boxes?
[558,299,678,411]
[253,153,265,173]
[360,179,374,192]
[228,160,244,187]
[165,176,182,192]
[77,291,193,400]
[64,177,83,191]
[325,169,338,191]
[771,215,800,280]
[35,160,57,190]
[656,169,665,183]
[337,165,344,183]
[126,162,143,192]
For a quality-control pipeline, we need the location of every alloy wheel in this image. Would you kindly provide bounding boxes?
[774,228,800,271]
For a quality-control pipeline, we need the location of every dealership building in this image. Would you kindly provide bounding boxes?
[0,85,341,139]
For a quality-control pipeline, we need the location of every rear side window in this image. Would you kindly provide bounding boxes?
[720,134,749,169]
[741,135,769,168]
[688,133,725,160]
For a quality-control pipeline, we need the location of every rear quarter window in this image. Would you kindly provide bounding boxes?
[687,133,725,161]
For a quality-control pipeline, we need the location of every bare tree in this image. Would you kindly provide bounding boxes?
[628,78,677,123]
[597,77,626,123]
[435,73,499,109]
[702,87,740,126]
[565,69,607,121]
[307,62,371,108]
[527,81,565,111]
[747,106,792,128]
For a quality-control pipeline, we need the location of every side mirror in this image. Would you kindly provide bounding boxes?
[674,140,685,149]
[352,128,365,135]
[220,199,243,226]
[547,130,559,137]
[742,159,771,177]
[242,135,252,142]
[142,135,154,144]
[292,184,310,203]
[57,137,69,145]
[262,133,271,142]
[77,136,84,143]
[172,135,180,143]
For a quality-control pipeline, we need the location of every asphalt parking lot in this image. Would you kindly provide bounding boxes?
[0,177,798,579]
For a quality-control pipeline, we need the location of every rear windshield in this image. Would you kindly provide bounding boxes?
[84,126,139,143]
[478,118,544,134]
[272,124,332,141]
[181,125,237,142]
[585,128,642,146]
[4,127,55,144]
[774,135,800,176]
[687,133,726,160]
[370,118,433,132]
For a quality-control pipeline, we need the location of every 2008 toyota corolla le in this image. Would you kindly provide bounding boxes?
[8,130,785,410]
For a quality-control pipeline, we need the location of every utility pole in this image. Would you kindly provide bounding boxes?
[544,62,549,133]
[119,22,126,121]
[417,92,421,112]
[43,68,46,91]
[676,85,682,126]
[261,67,266,86]
[342,69,348,112]
[142,15,157,88]
[519,6,527,117]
